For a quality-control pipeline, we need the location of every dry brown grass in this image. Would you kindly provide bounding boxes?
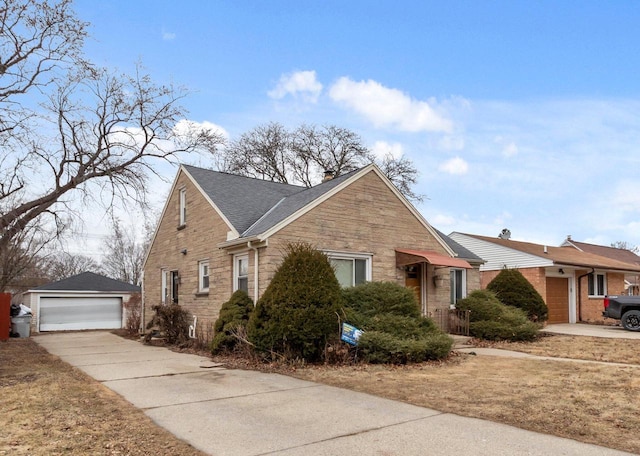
[480,333,640,364]
[291,334,640,454]
[0,338,206,456]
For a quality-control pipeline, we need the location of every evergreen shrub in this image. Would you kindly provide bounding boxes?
[486,268,548,322]
[342,281,452,363]
[211,290,254,354]
[456,290,539,341]
[246,242,343,362]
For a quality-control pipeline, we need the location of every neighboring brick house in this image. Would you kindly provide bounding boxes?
[142,163,474,338]
[449,232,640,324]
[560,236,640,296]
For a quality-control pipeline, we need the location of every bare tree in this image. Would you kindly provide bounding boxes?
[45,252,102,282]
[0,221,53,293]
[0,1,224,292]
[221,122,423,201]
[611,241,640,254]
[101,219,146,285]
[224,122,292,183]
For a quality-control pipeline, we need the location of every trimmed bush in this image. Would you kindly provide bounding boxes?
[247,242,343,362]
[342,281,421,318]
[144,303,190,345]
[341,281,452,363]
[456,290,539,341]
[487,268,548,322]
[211,290,254,354]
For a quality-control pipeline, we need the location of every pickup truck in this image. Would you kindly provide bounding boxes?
[603,296,640,331]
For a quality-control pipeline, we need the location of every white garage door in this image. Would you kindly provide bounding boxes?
[39,297,122,331]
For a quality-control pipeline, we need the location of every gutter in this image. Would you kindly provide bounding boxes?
[247,241,259,303]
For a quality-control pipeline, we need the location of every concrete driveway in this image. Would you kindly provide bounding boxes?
[543,323,640,339]
[34,331,633,456]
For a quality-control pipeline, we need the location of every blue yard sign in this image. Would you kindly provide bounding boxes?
[341,322,363,346]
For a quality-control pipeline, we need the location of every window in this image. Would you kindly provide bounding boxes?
[328,254,371,288]
[198,261,210,293]
[450,268,467,305]
[170,271,179,304]
[588,272,606,297]
[161,269,168,304]
[179,187,186,226]
[234,255,248,293]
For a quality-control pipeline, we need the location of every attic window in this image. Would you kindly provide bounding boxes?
[179,187,187,227]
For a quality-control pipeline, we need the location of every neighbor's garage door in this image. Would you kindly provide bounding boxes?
[546,277,569,324]
[39,297,122,331]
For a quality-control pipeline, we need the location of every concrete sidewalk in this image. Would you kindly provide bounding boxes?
[34,331,633,456]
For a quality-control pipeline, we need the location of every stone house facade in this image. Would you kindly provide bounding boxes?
[142,164,477,338]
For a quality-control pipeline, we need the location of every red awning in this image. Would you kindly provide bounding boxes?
[395,248,473,269]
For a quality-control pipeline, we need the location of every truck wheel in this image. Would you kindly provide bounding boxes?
[621,310,640,331]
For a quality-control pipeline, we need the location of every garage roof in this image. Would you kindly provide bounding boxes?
[33,272,140,292]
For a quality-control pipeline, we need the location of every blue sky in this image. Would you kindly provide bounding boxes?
[72,0,640,255]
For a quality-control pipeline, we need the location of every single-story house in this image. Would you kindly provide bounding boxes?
[19,272,141,332]
[449,232,640,324]
[142,163,477,337]
[561,236,640,296]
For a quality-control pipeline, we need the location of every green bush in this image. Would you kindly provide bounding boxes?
[144,303,190,345]
[342,281,421,318]
[456,290,539,341]
[341,281,452,363]
[486,268,548,322]
[211,290,254,354]
[246,242,343,362]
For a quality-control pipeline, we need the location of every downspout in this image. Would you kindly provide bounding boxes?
[576,268,594,323]
[140,270,145,334]
[247,241,259,303]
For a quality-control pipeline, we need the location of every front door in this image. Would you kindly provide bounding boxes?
[405,264,422,311]
[546,277,569,323]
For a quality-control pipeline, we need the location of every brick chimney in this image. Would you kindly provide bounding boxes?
[322,170,335,182]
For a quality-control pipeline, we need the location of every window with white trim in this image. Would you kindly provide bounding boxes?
[588,272,606,297]
[179,187,187,226]
[450,268,467,305]
[161,269,168,304]
[198,260,210,293]
[234,254,249,293]
[328,253,371,288]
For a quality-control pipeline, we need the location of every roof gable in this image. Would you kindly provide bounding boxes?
[33,272,141,292]
[178,164,454,256]
[182,165,303,234]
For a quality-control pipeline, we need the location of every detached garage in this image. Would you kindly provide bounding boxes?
[20,272,140,332]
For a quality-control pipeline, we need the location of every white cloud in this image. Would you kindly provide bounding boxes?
[162,30,176,41]
[438,135,465,151]
[329,77,453,133]
[438,157,468,175]
[502,142,518,157]
[268,70,323,103]
[370,140,404,160]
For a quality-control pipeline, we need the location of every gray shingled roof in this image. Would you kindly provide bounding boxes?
[34,272,141,292]
[183,165,303,234]
[184,165,361,238]
[436,229,484,264]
